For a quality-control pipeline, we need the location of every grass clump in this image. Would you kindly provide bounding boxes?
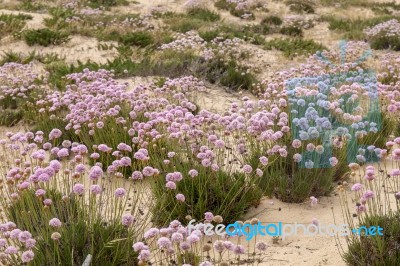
[343,211,400,265]
[264,38,326,58]
[85,0,128,8]
[370,34,400,51]
[187,7,220,22]
[6,188,138,265]
[151,160,262,225]
[261,15,283,26]
[23,28,70,46]
[279,26,303,37]
[286,0,315,14]
[215,0,254,19]
[117,32,154,47]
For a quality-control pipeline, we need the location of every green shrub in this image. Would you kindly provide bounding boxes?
[166,17,206,33]
[220,63,256,90]
[215,0,254,19]
[370,35,400,51]
[279,26,303,37]
[199,30,220,42]
[187,8,220,22]
[195,58,256,90]
[118,32,154,47]
[86,0,128,8]
[23,28,70,46]
[261,16,283,26]
[286,0,315,14]
[0,109,24,126]
[264,38,326,58]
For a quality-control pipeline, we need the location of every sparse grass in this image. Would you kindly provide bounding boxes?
[321,0,400,10]
[23,28,70,47]
[0,13,32,39]
[15,0,48,12]
[0,51,63,66]
[44,7,76,30]
[166,16,206,33]
[264,38,326,58]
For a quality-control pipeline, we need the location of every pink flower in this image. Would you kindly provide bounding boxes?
[351,183,362,191]
[49,129,62,140]
[115,188,126,198]
[157,237,172,249]
[131,171,143,180]
[391,169,400,176]
[176,194,185,202]
[242,164,252,174]
[292,139,302,148]
[204,212,214,222]
[166,181,176,190]
[259,156,268,166]
[122,214,135,226]
[363,190,374,199]
[49,218,62,228]
[89,165,103,180]
[21,250,35,263]
[73,183,85,195]
[90,184,102,194]
[188,169,198,177]
[310,196,318,206]
[255,241,268,251]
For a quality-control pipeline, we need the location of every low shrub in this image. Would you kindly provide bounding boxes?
[279,26,303,37]
[264,38,326,58]
[86,0,128,8]
[286,0,315,14]
[215,0,255,19]
[118,32,154,47]
[23,28,70,46]
[187,7,220,22]
[261,15,283,26]
[370,35,400,51]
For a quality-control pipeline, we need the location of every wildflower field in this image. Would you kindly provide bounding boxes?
[0,0,400,265]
